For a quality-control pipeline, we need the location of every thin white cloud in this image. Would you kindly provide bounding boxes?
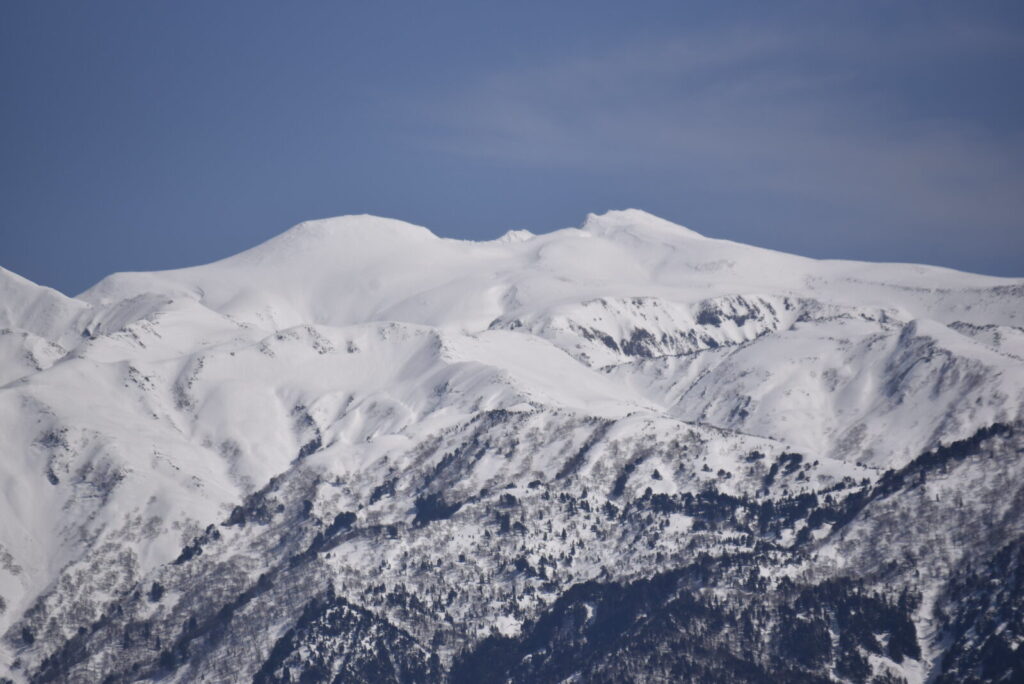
[409,14,1024,239]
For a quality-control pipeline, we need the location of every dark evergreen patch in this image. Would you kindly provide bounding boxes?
[452,562,918,684]
[173,525,221,565]
[412,494,462,527]
[253,588,439,684]
[935,537,1024,683]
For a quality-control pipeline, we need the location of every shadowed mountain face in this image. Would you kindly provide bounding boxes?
[0,211,1021,682]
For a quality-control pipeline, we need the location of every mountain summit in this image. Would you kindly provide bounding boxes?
[1,211,1022,682]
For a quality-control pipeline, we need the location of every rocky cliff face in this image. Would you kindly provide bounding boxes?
[1,210,1021,682]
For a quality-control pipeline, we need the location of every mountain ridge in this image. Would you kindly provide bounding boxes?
[0,210,1021,682]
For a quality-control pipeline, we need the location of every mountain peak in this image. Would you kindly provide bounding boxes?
[239,214,438,261]
[580,209,706,241]
[496,229,536,244]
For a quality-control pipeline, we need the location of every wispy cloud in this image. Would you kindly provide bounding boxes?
[411,13,1024,248]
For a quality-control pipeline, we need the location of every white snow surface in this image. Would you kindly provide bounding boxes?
[0,209,1021,675]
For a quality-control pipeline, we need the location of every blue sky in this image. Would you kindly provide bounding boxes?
[2,1,1022,294]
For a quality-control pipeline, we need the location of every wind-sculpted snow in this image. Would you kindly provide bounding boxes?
[0,210,1021,682]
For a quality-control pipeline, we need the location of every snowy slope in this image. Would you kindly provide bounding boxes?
[0,210,1021,682]
[73,209,1024,465]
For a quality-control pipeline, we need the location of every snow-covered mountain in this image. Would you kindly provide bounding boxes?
[0,209,1021,682]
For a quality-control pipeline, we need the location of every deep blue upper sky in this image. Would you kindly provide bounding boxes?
[2,1,1022,295]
